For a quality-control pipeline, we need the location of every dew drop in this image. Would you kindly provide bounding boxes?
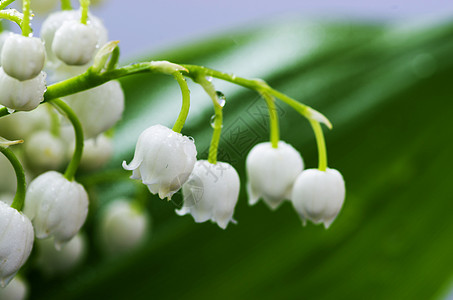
[206,76,213,82]
[215,91,226,107]
[210,115,223,128]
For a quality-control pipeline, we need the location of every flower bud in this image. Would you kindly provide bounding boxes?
[0,68,46,111]
[64,81,124,139]
[123,124,197,200]
[1,34,46,81]
[0,276,28,300]
[52,21,98,66]
[24,130,66,171]
[41,10,108,68]
[0,202,34,287]
[98,199,149,255]
[177,160,240,229]
[36,233,86,275]
[24,171,89,249]
[246,141,303,209]
[291,168,345,229]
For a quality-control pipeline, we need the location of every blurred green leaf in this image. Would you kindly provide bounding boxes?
[30,19,453,299]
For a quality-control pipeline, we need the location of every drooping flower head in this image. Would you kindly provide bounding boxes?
[0,202,34,287]
[291,168,345,229]
[24,171,89,249]
[177,160,240,229]
[246,141,303,209]
[123,124,197,200]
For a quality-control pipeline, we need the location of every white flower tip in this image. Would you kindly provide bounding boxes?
[150,61,188,74]
[0,275,14,288]
[309,108,332,129]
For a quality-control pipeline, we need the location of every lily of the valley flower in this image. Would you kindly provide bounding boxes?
[123,124,197,200]
[177,160,240,229]
[1,34,45,81]
[24,171,89,249]
[98,199,149,255]
[36,233,86,275]
[64,80,124,139]
[0,202,34,287]
[246,141,304,210]
[291,168,345,229]
[0,68,46,111]
[52,21,99,66]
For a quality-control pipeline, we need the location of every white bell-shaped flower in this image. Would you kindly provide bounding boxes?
[98,199,149,255]
[24,130,66,171]
[64,80,124,139]
[246,141,303,209]
[52,21,98,66]
[36,233,86,275]
[0,202,34,287]
[0,67,46,111]
[24,171,89,249]
[177,160,240,229]
[41,10,108,68]
[1,34,46,81]
[123,124,197,200]
[0,276,28,300]
[291,168,345,229]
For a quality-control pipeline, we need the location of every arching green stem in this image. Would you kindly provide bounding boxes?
[0,8,23,29]
[172,71,190,133]
[309,120,328,171]
[0,0,17,10]
[60,0,72,10]
[181,64,332,129]
[0,146,26,211]
[50,98,84,181]
[80,0,90,25]
[260,91,280,148]
[195,75,223,165]
[21,0,30,36]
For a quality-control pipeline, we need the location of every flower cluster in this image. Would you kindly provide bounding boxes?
[0,0,346,296]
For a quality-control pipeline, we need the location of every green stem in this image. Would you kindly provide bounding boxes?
[310,120,327,171]
[0,0,16,10]
[172,71,190,133]
[260,91,280,148]
[0,146,26,211]
[195,75,223,164]
[80,0,90,25]
[21,0,30,36]
[50,99,84,181]
[0,9,23,29]
[60,0,72,10]
[181,65,332,128]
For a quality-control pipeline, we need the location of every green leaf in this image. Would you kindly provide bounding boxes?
[30,19,453,300]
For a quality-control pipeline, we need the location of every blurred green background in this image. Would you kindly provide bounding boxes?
[27,18,453,299]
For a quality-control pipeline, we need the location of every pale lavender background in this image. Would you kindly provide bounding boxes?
[84,0,453,59]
